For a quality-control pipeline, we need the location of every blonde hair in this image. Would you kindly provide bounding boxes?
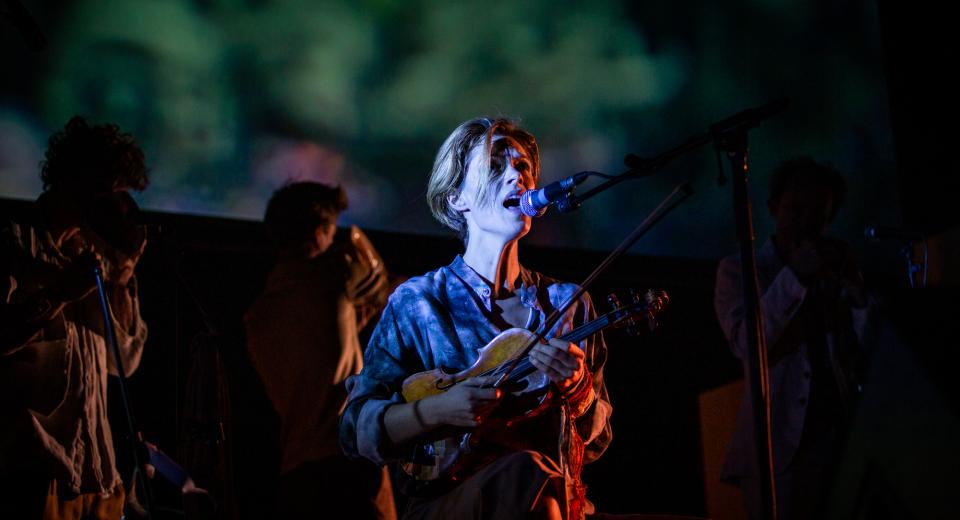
[426,117,540,240]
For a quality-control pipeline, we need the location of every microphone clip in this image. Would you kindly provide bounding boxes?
[555,191,581,214]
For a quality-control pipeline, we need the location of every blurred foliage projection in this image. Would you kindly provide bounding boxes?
[1,0,895,258]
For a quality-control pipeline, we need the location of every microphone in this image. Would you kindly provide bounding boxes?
[518,172,590,217]
[864,226,925,242]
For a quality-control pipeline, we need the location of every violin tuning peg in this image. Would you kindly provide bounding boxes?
[655,290,670,307]
[606,293,622,311]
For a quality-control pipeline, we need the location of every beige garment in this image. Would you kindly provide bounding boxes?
[0,221,148,495]
[41,479,126,520]
[245,225,389,473]
[245,257,360,470]
[245,226,392,518]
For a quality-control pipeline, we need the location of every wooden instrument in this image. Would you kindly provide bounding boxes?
[400,289,669,481]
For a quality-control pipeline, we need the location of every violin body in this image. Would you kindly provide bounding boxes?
[400,328,552,481]
[401,328,544,402]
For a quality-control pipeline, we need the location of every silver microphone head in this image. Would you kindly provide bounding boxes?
[519,191,547,218]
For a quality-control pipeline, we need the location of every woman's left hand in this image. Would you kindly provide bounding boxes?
[529,338,586,392]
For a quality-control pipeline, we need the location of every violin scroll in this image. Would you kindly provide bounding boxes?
[605,288,670,336]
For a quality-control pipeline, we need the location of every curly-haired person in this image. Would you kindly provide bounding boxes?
[0,116,150,520]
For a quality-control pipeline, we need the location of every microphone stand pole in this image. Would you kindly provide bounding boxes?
[94,267,155,519]
[716,127,777,520]
[558,98,787,520]
[709,100,787,520]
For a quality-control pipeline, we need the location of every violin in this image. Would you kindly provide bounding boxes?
[400,289,669,481]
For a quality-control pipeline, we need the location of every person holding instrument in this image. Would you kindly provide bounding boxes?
[714,157,874,520]
[340,117,612,520]
[0,116,149,519]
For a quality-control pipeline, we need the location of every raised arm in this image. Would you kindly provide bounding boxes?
[714,255,809,363]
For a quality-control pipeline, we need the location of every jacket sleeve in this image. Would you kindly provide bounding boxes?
[339,296,414,466]
[714,255,807,361]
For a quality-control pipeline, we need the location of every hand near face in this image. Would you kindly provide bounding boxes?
[47,250,101,303]
[784,240,824,284]
[816,239,868,307]
[109,236,146,286]
[68,225,146,286]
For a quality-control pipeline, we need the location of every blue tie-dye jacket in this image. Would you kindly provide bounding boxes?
[339,255,613,475]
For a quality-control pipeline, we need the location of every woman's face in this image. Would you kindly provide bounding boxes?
[457,136,537,243]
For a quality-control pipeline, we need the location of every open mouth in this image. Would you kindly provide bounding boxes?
[502,193,521,208]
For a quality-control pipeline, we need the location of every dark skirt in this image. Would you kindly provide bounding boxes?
[276,455,396,520]
[403,450,565,520]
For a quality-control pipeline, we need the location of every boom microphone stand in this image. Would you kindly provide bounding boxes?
[558,98,788,520]
[714,123,778,520]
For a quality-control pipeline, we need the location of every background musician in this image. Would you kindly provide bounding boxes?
[714,157,874,520]
[0,116,150,519]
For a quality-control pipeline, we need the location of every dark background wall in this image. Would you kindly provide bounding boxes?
[878,0,960,237]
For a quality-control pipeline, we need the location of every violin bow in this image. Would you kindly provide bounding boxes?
[493,181,693,389]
